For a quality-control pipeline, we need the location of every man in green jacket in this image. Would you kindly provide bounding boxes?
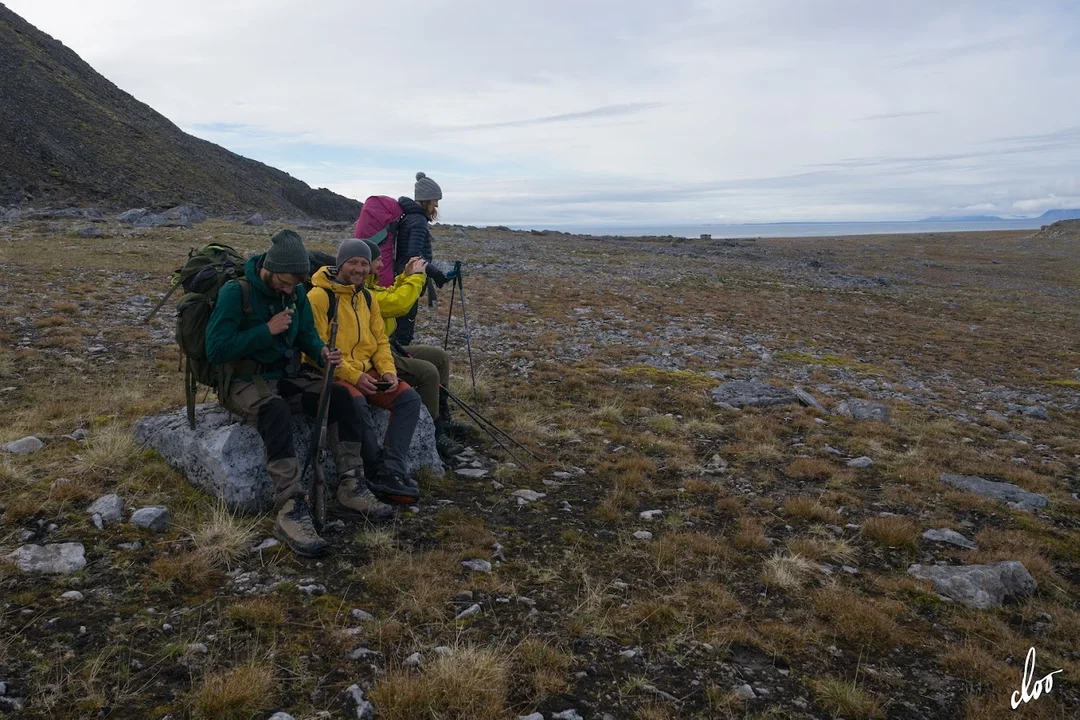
[206,229,393,557]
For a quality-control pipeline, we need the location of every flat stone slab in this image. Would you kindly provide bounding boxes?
[922,528,978,550]
[9,543,86,574]
[908,561,1036,610]
[710,380,799,409]
[939,473,1047,511]
[134,403,442,513]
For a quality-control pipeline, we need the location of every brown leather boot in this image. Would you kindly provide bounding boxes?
[272,496,328,557]
[336,470,394,519]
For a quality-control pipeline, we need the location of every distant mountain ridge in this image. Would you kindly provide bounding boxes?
[0,3,360,220]
[920,209,1080,222]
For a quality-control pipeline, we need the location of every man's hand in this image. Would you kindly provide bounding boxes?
[355,373,378,396]
[404,257,428,275]
[321,346,341,367]
[380,372,399,393]
[267,308,294,335]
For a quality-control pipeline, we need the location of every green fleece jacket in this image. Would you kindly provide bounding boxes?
[205,254,324,379]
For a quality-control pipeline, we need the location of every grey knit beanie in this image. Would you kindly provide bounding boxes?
[414,171,443,202]
[336,237,372,267]
[264,229,310,275]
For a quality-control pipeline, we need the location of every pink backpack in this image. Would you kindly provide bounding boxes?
[353,195,403,287]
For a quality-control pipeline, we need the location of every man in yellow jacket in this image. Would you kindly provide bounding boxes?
[360,238,470,459]
[307,238,422,503]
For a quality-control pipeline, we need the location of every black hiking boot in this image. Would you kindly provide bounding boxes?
[273,496,329,557]
[368,468,420,504]
[439,390,478,442]
[436,421,465,460]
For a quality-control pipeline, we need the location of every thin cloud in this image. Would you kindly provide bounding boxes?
[855,111,939,121]
[444,102,665,132]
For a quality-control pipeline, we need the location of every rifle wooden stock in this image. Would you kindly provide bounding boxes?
[310,320,338,530]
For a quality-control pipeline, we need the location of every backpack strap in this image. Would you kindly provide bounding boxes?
[235,277,253,316]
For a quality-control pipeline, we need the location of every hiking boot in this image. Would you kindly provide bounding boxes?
[336,471,393,520]
[273,496,328,557]
[368,468,420,504]
[439,391,478,442]
[435,422,465,460]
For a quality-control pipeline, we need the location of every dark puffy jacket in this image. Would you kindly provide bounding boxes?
[395,197,432,273]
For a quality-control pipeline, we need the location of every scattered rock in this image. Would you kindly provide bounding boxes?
[346,647,377,660]
[87,494,124,525]
[404,652,422,667]
[76,226,103,237]
[519,714,544,720]
[834,398,890,422]
[135,404,442,512]
[846,456,874,468]
[1022,405,1049,420]
[298,583,326,596]
[10,543,86,574]
[343,684,376,719]
[455,603,481,620]
[732,683,756,701]
[793,385,826,411]
[552,710,584,720]
[244,213,267,226]
[510,489,546,503]
[461,559,492,573]
[922,528,978,550]
[3,436,44,454]
[351,609,375,622]
[268,713,296,720]
[187,643,209,654]
[703,454,728,474]
[908,561,1036,610]
[129,506,171,533]
[454,468,489,479]
[433,646,453,657]
[939,473,1047,511]
[632,531,653,540]
[251,538,280,553]
[710,380,799,409]
[639,509,663,521]
[60,590,85,602]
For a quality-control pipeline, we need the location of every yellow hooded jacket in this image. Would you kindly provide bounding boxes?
[307,266,395,385]
[365,270,426,336]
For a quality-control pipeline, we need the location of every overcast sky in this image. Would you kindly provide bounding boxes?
[7,0,1080,226]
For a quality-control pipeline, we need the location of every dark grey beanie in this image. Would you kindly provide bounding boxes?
[414,171,443,202]
[336,237,372,267]
[264,229,310,275]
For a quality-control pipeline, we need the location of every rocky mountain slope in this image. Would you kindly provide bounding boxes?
[0,3,360,220]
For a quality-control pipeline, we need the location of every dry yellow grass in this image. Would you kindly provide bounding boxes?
[732,516,770,551]
[861,515,919,549]
[369,645,510,720]
[191,663,276,720]
[784,457,836,481]
[74,423,141,476]
[761,552,822,592]
[810,677,884,719]
[783,495,841,524]
[190,502,261,569]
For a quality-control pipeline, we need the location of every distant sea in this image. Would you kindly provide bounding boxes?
[534,219,1047,239]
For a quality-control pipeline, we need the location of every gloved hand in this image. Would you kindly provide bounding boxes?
[427,264,448,288]
[445,260,462,281]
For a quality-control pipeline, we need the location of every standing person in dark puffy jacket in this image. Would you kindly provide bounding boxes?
[391,171,449,346]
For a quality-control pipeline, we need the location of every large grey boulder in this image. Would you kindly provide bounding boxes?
[939,473,1047,511]
[908,561,1036,610]
[134,404,443,513]
[163,204,208,224]
[9,543,86,574]
[710,380,799,409]
[3,436,44,454]
[117,208,150,223]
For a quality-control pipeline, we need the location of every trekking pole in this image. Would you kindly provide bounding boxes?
[442,272,457,350]
[441,385,541,463]
[443,391,530,468]
[455,273,479,405]
[144,282,182,323]
[304,319,338,531]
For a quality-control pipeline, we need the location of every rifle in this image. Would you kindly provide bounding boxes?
[306,318,338,531]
